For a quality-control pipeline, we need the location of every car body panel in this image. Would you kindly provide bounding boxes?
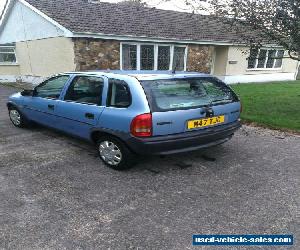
[7,71,241,155]
[22,97,61,128]
[152,102,241,136]
[55,101,106,139]
[126,121,241,155]
[52,75,108,139]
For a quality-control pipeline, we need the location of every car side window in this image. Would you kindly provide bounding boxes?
[34,75,69,99]
[107,79,131,108]
[64,76,104,106]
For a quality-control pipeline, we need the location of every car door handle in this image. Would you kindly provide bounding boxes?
[85,113,94,119]
[48,104,55,110]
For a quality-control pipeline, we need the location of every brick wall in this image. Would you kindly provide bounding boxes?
[73,38,120,71]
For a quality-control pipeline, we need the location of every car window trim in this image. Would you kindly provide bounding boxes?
[33,74,71,100]
[140,77,239,112]
[106,78,132,108]
[62,99,101,107]
[63,75,105,106]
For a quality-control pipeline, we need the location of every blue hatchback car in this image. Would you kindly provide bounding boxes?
[7,71,241,170]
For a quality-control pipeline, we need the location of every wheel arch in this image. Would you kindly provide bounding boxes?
[7,102,17,109]
[90,129,136,155]
[90,129,128,145]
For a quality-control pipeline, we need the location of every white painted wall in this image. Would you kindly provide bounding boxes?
[0,0,64,43]
[214,46,299,84]
[218,73,296,84]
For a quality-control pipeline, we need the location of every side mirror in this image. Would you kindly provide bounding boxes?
[21,89,34,96]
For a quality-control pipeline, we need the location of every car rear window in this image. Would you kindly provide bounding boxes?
[140,77,238,112]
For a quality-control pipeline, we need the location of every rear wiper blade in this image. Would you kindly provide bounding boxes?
[211,99,232,104]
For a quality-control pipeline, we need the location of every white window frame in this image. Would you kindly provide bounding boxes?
[120,42,187,71]
[247,48,284,70]
[0,46,17,65]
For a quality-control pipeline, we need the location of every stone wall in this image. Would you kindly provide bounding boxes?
[186,45,214,73]
[73,38,120,71]
[72,39,213,73]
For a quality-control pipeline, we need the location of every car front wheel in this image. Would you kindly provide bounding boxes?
[8,107,27,128]
[97,136,135,170]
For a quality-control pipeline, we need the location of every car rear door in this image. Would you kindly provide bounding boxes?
[141,77,241,136]
[55,75,107,139]
[22,75,70,128]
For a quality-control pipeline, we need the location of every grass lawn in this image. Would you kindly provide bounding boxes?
[231,80,300,132]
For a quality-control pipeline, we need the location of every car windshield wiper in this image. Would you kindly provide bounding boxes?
[211,98,232,104]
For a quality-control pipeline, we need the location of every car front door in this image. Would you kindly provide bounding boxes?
[22,75,70,128]
[55,75,107,139]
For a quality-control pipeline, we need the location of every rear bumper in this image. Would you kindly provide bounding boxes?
[126,121,241,155]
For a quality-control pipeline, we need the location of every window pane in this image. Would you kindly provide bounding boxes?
[247,48,258,69]
[0,53,16,63]
[266,50,276,68]
[274,50,284,68]
[35,76,69,99]
[172,47,185,71]
[157,46,170,70]
[257,49,267,68]
[141,45,154,70]
[122,44,137,70]
[107,79,131,108]
[65,76,104,105]
[141,78,235,111]
[0,47,14,53]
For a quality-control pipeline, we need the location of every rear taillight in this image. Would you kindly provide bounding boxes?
[130,113,152,137]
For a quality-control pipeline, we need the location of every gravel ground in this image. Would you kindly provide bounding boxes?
[0,85,299,249]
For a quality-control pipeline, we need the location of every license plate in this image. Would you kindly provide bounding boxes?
[187,115,225,129]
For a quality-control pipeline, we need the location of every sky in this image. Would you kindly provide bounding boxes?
[0,0,5,14]
[0,0,196,16]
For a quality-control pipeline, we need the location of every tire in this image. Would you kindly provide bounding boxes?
[8,107,28,128]
[96,136,135,170]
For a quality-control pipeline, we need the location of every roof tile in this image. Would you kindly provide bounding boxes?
[25,0,250,43]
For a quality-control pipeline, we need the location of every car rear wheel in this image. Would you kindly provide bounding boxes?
[97,136,135,170]
[8,107,27,128]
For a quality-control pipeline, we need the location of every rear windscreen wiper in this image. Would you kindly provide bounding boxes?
[211,99,233,105]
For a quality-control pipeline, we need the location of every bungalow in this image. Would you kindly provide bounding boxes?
[0,0,299,84]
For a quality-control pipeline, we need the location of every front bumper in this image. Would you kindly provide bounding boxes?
[126,121,241,155]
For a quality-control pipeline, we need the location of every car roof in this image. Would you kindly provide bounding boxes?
[64,70,212,81]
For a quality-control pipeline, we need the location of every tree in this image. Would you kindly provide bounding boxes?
[119,0,148,7]
[183,0,300,61]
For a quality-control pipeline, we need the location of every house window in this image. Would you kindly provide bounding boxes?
[121,43,187,71]
[274,50,284,68]
[247,48,258,69]
[266,50,276,68]
[173,46,186,71]
[140,45,154,70]
[157,46,171,70]
[0,46,16,63]
[247,48,284,69]
[122,44,137,70]
[257,49,268,68]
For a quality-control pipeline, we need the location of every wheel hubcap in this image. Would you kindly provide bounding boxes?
[99,141,122,166]
[9,110,21,126]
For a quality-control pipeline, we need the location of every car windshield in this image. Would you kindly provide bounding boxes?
[141,77,237,111]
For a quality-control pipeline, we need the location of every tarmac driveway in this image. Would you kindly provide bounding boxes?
[0,85,299,249]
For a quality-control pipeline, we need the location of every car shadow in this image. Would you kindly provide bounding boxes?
[25,123,233,175]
